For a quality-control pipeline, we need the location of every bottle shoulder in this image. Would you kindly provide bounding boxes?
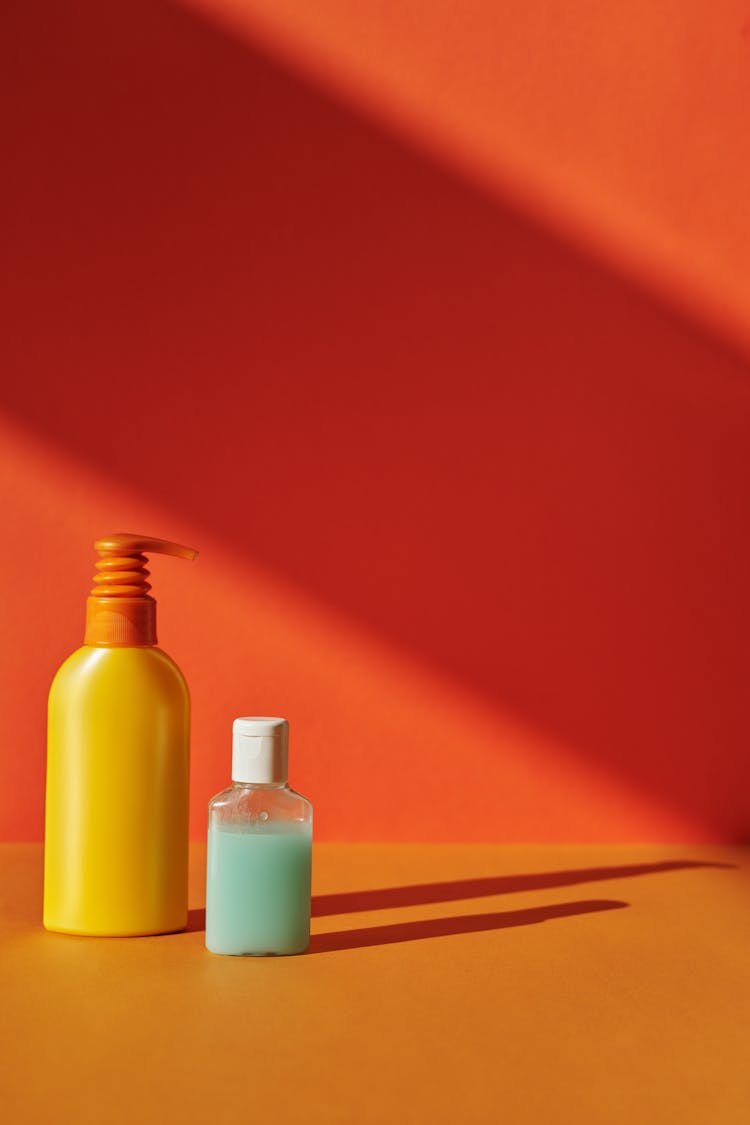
[56,642,181,662]
[49,644,188,700]
[209,784,312,828]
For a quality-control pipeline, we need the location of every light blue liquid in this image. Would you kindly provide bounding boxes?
[206,823,312,955]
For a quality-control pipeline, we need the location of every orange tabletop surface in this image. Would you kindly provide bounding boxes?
[1,843,748,1124]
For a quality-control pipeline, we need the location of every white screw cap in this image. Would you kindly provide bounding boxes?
[232,717,289,784]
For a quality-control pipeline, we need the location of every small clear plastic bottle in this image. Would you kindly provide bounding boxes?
[205,717,312,956]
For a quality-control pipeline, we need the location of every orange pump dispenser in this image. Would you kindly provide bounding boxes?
[84,534,198,646]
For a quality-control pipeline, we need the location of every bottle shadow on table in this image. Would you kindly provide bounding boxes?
[187,857,731,942]
[306,898,627,954]
[310,858,732,917]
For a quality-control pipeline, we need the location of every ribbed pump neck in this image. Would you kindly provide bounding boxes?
[84,534,197,647]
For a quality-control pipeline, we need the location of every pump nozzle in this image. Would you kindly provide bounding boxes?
[85,533,198,646]
[94,535,199,562]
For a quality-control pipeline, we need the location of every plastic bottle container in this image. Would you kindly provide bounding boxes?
[44,533,198,936]
[206,717,313,956]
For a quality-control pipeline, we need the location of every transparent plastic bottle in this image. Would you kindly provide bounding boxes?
[206,717,313,956]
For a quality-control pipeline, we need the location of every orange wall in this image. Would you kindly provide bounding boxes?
[2,1,750,841]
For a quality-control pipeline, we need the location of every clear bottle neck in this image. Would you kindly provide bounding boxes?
[231,780,289,790]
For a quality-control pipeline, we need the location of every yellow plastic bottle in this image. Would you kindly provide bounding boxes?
[44,534,198,936]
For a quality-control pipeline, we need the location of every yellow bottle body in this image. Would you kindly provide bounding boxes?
[44,645,190,936]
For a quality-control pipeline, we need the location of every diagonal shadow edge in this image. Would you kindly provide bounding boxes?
[3,0,750,839]
[178,0,750,367]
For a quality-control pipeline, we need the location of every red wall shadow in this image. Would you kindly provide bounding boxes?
[2,1,750,836]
